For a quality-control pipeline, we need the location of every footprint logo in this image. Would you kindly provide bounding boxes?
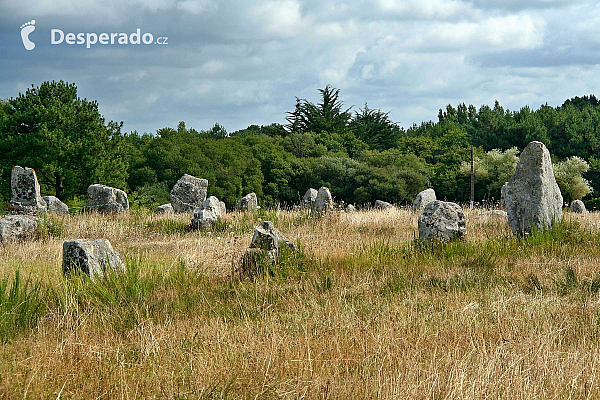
[20,20,36,51]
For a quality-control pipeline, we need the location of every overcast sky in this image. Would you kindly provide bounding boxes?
[0,0,599,134]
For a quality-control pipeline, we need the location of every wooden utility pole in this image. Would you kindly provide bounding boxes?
[470,146,475,209]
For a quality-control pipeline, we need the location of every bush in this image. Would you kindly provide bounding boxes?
[584,197,600,211]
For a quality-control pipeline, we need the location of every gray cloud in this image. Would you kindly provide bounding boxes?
[467,0,573,12]
[0,0,599,133]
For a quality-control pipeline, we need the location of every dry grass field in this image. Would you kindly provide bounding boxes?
[2,207,600,399]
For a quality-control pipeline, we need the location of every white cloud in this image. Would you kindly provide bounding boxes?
[146,93,159,104]
[2,0,213,22]
[176,0,216,14]
[403,14,546,51]
[251,0,305,37]
[201,60,225,73]
[107,70,148,83]
[376,0,476,20]
[0,0,595,133]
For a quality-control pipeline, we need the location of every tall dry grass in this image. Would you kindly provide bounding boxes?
[1,207,600,398]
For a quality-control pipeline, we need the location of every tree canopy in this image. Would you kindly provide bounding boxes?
[0,81,126,200]
[1,82,599,209]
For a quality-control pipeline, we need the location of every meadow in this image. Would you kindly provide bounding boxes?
[1,207,600,399]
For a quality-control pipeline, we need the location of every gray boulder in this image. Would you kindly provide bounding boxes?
[315,187,333,213]
[241,221,297,276]
[345,204,357,213]
[570,200,588,214]
[62,239,125,279]
[191,196,223,229]
[248,221,296,251]
[505,141,563,235]
[0,215,40,243]
[43,196,69,215]
[10,166,47,214]
[155,203,174,215]
[87,184,129,213]
[201,196,224,217]
[477,210,508,219]
[191,209,219,229]
[374,200,394,210]
[219,201,227,215]
[500,182,508,209]
[170,174,208,213]
[412,188,436,213]
[236,192,259,212]
[303,188,318,207]
[418,201,466,242]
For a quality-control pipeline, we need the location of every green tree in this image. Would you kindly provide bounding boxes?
[285,85,352,134]
[206,123,228,139]
[554,156,593,202]
[350,103,402,150]
[587,156,600,198]
[459,148,519,201]
[0,81,127,200]
[284,132,326,158]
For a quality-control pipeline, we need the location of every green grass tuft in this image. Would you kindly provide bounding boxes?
[0,270,47,343]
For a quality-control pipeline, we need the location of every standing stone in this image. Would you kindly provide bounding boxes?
[315,187,333,213]
[477,210,508,219]
[201,196,224,217]
[374,200,394,210]
[418,201,466,242]
[10,166,46,214]
[170,174,208,213]
[236,193,259,212]
[505,141,563,235]
[219,201,227,215]
[43,196,69,215]
[191,196,223,229]
[570,200,588,214]
[500,182,508,209]
[303,188,318,207]
[191,209,218,229]
[0,215,40,243]
[241,221,297,276]
[345,204,357,213]
[155,203,174,215]
[87,184,129,213]
[412,188,436,213]
[62,239,125,279]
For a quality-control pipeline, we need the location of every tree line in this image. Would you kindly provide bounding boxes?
[0,81,598,209]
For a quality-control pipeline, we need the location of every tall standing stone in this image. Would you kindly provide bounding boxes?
[87,184,129,213]
[505,141,563,235]
[191,195,224,229]
[570,200,588,214]
[500,182,508,209]
[303,188,318,207]
[235,192,259,212]
[412,188,436,213]
[10,166,46,214]
[315,187,333,213]
[170,174,208,213]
